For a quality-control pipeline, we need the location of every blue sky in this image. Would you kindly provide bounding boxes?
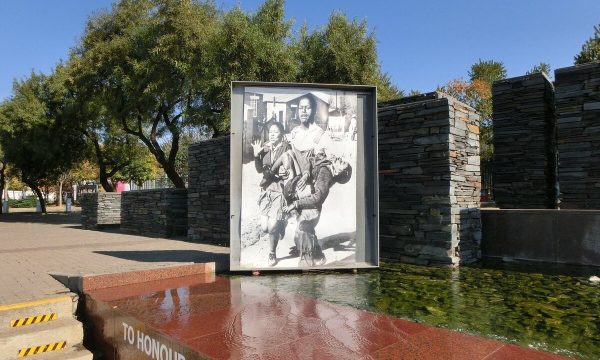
[1,0,599,101]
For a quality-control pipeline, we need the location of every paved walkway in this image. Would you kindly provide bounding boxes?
[0,211,228,305]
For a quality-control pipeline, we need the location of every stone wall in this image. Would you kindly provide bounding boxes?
[448,97,482,263]
[120,189,187,237]
[378,92,481,265]
[492,73,557,208]
[555,63,600,209]
[482,209,600,266]
[80,192,121,229]
[187,136,230,245]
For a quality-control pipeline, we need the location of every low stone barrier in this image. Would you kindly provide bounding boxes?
[481,209,600,266]
[120,189,187,238]
[80,192,121,229]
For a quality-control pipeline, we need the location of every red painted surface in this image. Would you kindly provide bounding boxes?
[85,274,570,360]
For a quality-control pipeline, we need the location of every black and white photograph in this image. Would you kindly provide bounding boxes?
[238,86,359,269]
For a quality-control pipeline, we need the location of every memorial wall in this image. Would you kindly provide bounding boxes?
[378,92,481,265]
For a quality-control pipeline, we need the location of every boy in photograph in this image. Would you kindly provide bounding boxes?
[282,153,352,266]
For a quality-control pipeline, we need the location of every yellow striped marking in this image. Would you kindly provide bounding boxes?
[18,341,66,357]
[10,313,57,327]
[0,295,72,312]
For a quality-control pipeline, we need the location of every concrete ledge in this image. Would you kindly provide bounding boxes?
[51,263,217,293]
[481,209,600,266]
[81,263,215,291]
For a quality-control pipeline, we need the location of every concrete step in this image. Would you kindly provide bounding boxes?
[0,294,77,332]
[22,343,93,360]
[0,317,83,358]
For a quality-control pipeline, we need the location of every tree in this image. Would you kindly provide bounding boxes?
[111,147,159,187]
[0,146,6,214]
[71,0,403,189]
[201,0,298,134]
[71,0,219,188]
[526,63,551,77]
[61,63,160,192]
[294,12,402,101]
[0,73,86,212]
[70,159,99,184]
[468,59,507,87]
[575,24,600,64]
[440,60,507,162]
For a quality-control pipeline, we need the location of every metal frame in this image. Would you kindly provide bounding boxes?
[230,81,378,271]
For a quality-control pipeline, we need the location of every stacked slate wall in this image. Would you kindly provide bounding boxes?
[492,73,557,208]
[120,189,187,237]
[555,63,600,208]
[80,192,121,229]
[448,97,482,262]
[187,136,230,245]
[378,92,481,265]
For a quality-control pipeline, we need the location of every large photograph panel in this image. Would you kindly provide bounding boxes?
[231,83,374,269]
[239,87,358,269]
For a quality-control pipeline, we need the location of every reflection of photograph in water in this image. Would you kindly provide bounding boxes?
[240,87,358,269]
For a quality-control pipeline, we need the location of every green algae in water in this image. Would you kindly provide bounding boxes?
[237,261,600,360]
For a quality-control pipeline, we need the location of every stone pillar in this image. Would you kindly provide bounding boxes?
[120,189,187,237]
[378,92,481,265]
[80,192,122,229]
[492,73,557,208]
[187,136,230,245]
[555,63,600,209]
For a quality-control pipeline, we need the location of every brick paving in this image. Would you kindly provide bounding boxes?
[0,211,229,304]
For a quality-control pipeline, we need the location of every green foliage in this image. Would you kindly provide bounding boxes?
[60,62,157,191]
[8,195,38,208]
[440,59,506,162]
[112,144,159,186]
[71,0,219,188]
[526,62,552,77]
[294,12,402,101]
[0,72,86,211]
[575,25,600,65]
[68,0,402,187]
[171,127,211,181]
[469,59,507,87]
[468,59,506,123]
[68,160,99,184]
[202,0,297,133]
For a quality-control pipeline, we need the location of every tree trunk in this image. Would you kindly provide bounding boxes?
[85,131,117,192]
[58,181,63,207]
[162,162,186,188]
[0,161,5,215]
[100,173,115,192]
[26,181,46,213]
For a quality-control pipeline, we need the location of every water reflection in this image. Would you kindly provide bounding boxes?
[236,261,600,360]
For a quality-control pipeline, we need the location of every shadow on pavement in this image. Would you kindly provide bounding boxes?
[94,250,229,265]
[0,212,81,225]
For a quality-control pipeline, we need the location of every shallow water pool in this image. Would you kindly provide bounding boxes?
[235,261,600,359]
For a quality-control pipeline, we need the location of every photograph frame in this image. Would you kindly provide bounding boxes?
[230,81,379,271]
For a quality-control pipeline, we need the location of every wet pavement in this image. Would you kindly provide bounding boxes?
[85,273,570,360]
